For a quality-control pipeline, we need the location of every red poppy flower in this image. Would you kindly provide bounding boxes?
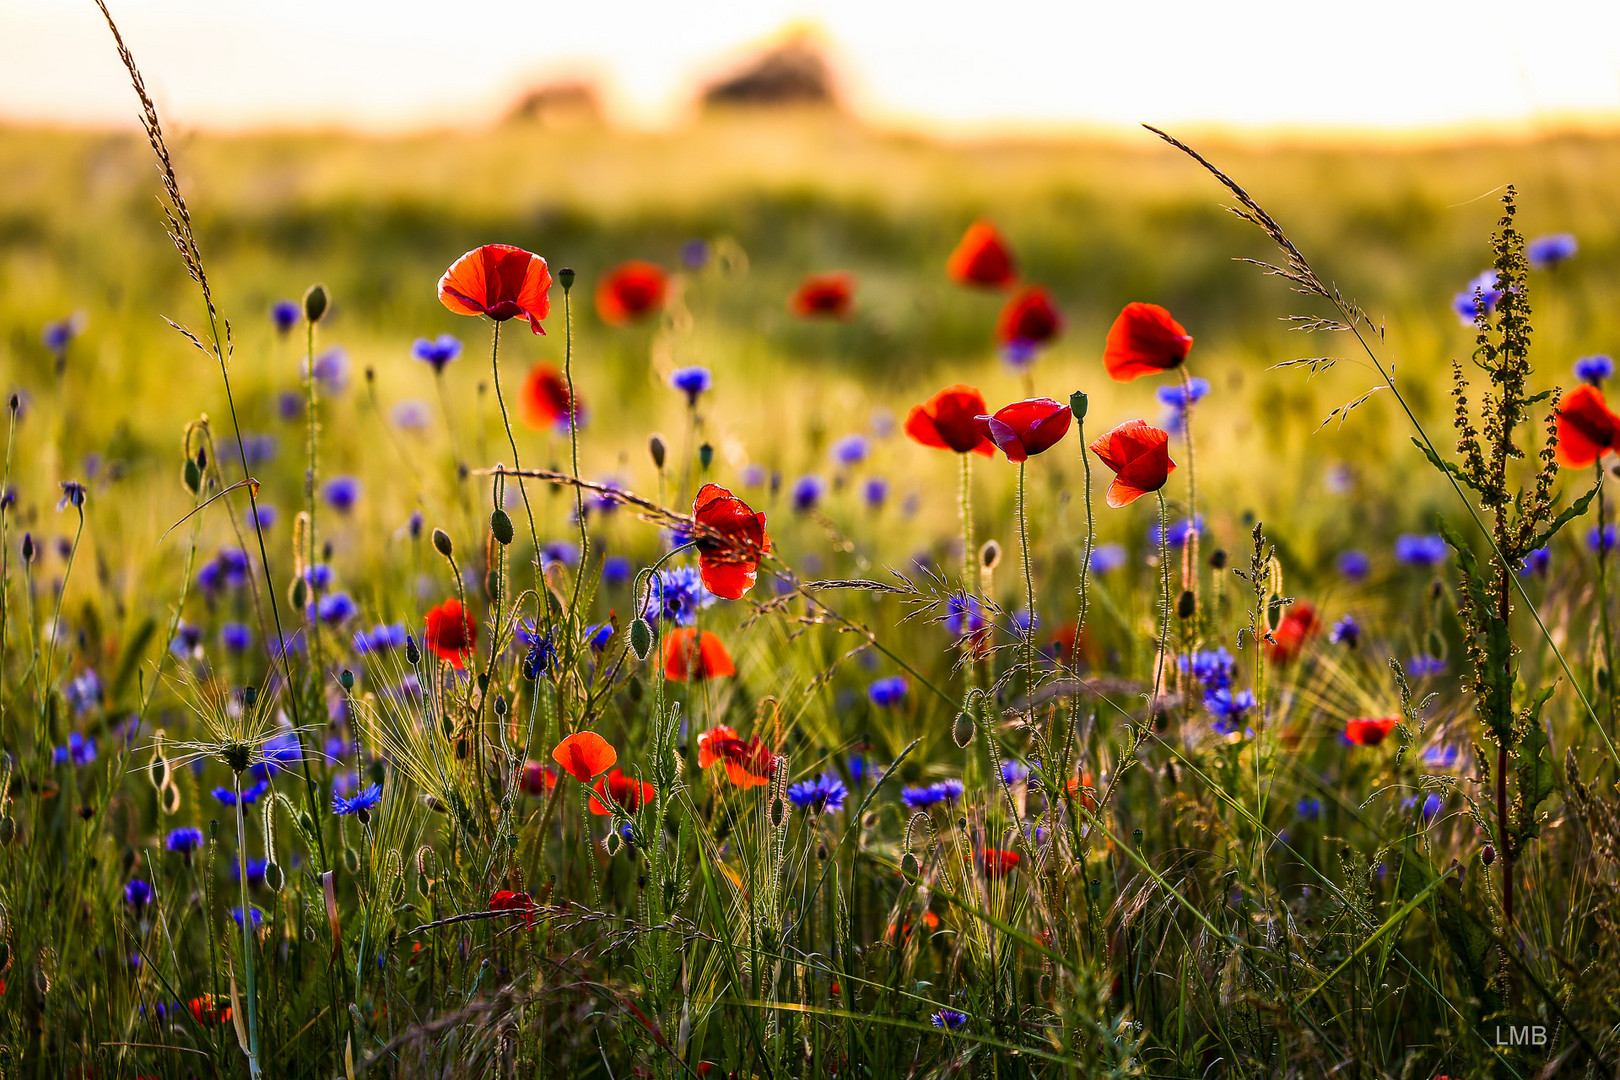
[438,244,552,335]
[488,889,537,926]
[697,724,774,788]
[589,769,657,815]
[883,910,941,942]
[1065,771,1098,812]
[790,272,856,319]
[1268,601,1320,663]
[596,261,667,325]
[551,731,617,783]
[1344,717,1400,747]
[663,628,737,682]
[424,598,476,669]
[947,220,1017,289]
[995,286,1062,347]
[1102,302,1193,382]
[1088,420,1176,508]
[975,397,1072,463]
[518,364,579,431]
[979,848,1020,878]
[188,995,230,1026]
[692,483,771,600]
[520,760,558,795]
[1555,383,1620,468]
[904,384,996,457]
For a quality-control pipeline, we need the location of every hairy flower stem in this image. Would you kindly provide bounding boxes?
[1597,462,1615,732]
[40,505,84,708]
[234,772,262,1078]
[1018,460,1037,715]
[560,288,592,711]
[960,452,977,695]
[488,321,542,594]
[1178,366,1200,627]
[1151,491,1173,706]
[303,317,326,680]
[1075,415,1095,640]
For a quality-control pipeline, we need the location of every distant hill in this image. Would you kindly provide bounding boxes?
[700,35,839,109]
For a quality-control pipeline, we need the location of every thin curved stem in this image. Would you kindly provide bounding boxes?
[1597,461,1615,733]
[1017,460,1036,712]
[1151,491,1172,706]
[488,320,543,591]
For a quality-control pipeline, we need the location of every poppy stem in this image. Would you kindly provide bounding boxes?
[1017,460,1037,712]
[234,772,262,1078]
[303,315,326,686]
[1597,461,1615,733]
[1151,491,1172,707]
[560,287,593,691]
[487,321,543,591]
[0,400,14,755]
[1179,367,1200,610]
[959,451,977,695]
[1075,414,1094,643]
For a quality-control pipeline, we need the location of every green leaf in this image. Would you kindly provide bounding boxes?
[1530,480,1602,552]
[1410,436,1481,493]
[1513,688,1557,844]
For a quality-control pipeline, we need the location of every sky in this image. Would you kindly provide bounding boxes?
[4,0,1620,135]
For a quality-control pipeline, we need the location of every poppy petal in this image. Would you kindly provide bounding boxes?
[552,731,617,783]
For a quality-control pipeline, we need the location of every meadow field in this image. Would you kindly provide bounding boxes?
[4,74,1620,1078]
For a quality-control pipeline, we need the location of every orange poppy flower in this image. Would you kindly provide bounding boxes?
[520,760,558,795]
[883,910,942,942]
[188,995,231,1026]
[1555,383,1620,468]
[979,848,1020,878]
[947,221,1017,289]
[692,483,771,599]
[904,384,996,457]
[488,889,537,927]
[995,286,1062,347]
[551,731,617,783]
[1268,601,1320,663]
[1103,302,1193,382]
[697,725,774,788]
[589,769,657,815]
[790,273,856,319]
[1089,420,1176,508]
[518,365,579,430]
[1065,771,1098,812]
[596,261,668,325]
[1344,717,1399,747]
[662,628,736,682]
[424,598,476,669]
[438,244,552,335]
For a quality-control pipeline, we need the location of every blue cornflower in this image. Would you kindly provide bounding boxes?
[944,595,985,636]
[1296,797,1322,822]
[253,731,303,781]
[57,480,87,511]
[1157,378,1212,410]
[213,781,269,808]
[847,755,868,783]
[323,476,361,513]
[171,622,202,656]
[1205,688,1256,734]
[1089,543,1127,575]
[1527,232,1577,269]
[1417,792,1444,823]
[642,566,715,627]
[862,477,888,508]
[231,906,264,930]
[792,475,826,511]
[1181,647,1235,690]
[1336,549,1371,581]
[583,623,613,652]
[355,622,406,653]
[1519,547,1550,576]
[787,772,848,814]
[931,1009,968,1031]
[124,879,154,908]
[42,312,84,354]
[65,668,103,716]
[278,390,303,420]
[324,735,348,763]
[332,782,382,817]
[247,504,277,530]
[55,731,97,766]
[311,347,349,393]
[1394,533,1447,567]
[740,464,766,488]
[670,366,712,406]
[680,238,710,270]
[868,676,909,708]
[1422,744,1460,770]
[303,563,334,591]
[1000,339,1038,370]
[408,510,423,539]
[1149,516,1203,548]
[1453,270,1503,323]
[1329,615,1360,647]
[234,434,278,467]
[412,334,462,372]
[317,592,358,625]
[523,634,558,679]
[935,779,964,803]
[393,401,431,430]
[1590,524,1618,554]
[541,541,580,567]
[1000,759,1029,784]
[231,858,268,885]
[221,623,252,653]
[166,827,204,853]
[1576,354,1613,385]
[1406,654,1447,679]
[270,299,300,334]
[901,784,946,809]
[213,548,250,588]
[831,434,869,466]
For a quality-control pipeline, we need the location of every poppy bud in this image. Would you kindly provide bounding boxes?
[649,435,666,470]
[264,862,284,892]
[7,393,17,413]
[243,686,258,709]
[698,442,715,471]
[432,528,453,557]
[900,852,920,878]
[183,457,202,495]
[299,812,315,838]
[344,847,360,874]
[627,674,643,701]
[1482,844,1495,865]
[1210,549,1227,569]
[980,540,1001,570]
[1177,590,1196,619]
[1131,828,1143,847]
[1069,390,1088,422]
[952,711,974,747]
[20,533,33,563]
[405,636,421,666]
[629,617,652,660]
[364,366,375,384]
[339,669,354,691]
[303,284,329,324]
[290,577,307,610]
[558,267,576,292]
[490,508,514,546]
[0,815,15,846]
[493,695,508,717]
